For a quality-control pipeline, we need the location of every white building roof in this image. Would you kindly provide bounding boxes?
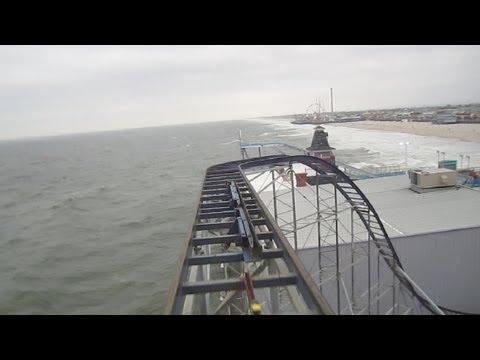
[354,174,480,236]
[251,172,480,249]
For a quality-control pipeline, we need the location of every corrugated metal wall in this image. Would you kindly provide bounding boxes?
[298,226,480,314]
[391,226,480,313]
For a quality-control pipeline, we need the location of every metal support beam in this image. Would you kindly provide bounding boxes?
[195,221,236,231]
[377,251,380,315]
[192,234,240,246]
[316,170,322,286]
[268,259,280,314]
[187,249,284,266]
[289,164,298,251]
[367,211,371,315]
[272,169,278,222]
[213,261,269,314]
[182,274,298,295]
[198,210,236,219]
[333,176,340,314]
[350,206,355,311]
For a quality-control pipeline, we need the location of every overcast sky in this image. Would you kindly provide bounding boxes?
[1,45,480,140]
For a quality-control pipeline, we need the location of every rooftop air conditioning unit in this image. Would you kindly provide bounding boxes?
[408,168,457,193]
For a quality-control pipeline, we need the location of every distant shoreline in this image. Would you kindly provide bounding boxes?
[329,121,480,142]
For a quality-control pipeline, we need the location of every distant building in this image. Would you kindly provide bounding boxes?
[337,115,363,123]
[433,112,457,124]
[456,112,480,124]
[418,112,435,122]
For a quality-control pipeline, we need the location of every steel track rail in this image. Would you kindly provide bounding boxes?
[165,155,333,315]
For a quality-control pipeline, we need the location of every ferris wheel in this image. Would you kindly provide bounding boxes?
[305,99,327,120]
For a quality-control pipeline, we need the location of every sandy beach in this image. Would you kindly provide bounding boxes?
[331,121,480,142]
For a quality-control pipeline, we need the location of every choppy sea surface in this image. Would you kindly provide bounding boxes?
[1,118,480,314]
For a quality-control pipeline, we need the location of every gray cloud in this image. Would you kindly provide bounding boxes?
[1,45,480,140]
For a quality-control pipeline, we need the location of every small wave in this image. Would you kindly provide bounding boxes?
[29,160,48,166]
[50,200,88,211]
[136,161,147,167]
[118,215,155,229]
[1,200,16,209]
[276,133,305,138]
[3,237,25,246]
[50,202,63,210]
[49,185,109,210]
[13,174,30,181]
[348,161,380,169]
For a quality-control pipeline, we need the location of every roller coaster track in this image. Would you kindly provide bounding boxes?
[165,155,333,314]
[166,155,450,315]
[239,155,445,314]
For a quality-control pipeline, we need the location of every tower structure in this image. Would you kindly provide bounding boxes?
[330,88,334,113]
[306,126,335,164]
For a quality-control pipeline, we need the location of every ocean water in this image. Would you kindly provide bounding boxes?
[1,118,480,314]
[0,119,301,314]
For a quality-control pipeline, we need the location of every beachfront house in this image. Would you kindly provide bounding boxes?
[433,111,457,124]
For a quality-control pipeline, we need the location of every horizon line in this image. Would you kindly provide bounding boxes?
[2,101,479,142]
